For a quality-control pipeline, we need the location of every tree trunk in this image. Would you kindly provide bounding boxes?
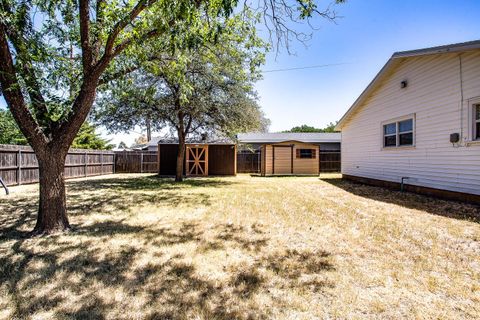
[176,131,186,182]
[146,118,152,142]
[32,150,71,235]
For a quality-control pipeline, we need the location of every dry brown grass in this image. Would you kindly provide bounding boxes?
[0,174,479,319]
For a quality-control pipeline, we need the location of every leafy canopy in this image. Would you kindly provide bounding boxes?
[284,122,338,133]
[95,8,269,139]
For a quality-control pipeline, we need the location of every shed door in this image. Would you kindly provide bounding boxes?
[186,145,208,176]
[273,146,292,174]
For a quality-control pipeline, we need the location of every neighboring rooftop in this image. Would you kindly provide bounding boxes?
[237,132,341,144]
[157,136,235,145]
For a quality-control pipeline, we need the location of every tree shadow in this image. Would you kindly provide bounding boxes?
[0,196,38,240]
[68,175,235,193]
[0,175,222,239]
[0,220,336,319]
[322,177,480,223]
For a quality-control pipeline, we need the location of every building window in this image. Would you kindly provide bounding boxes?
[383,123,397,147]
[296,149,316,159]
[475,104,480,140]
[383,118,414,148]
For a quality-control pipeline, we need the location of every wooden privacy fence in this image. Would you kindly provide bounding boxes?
[237,150,261,173]
[114,151,158,173]
[0,144,114,186]
[319,151,341,173]
[237,149,341,174]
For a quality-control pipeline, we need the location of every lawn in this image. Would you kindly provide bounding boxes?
[0,174,479,319]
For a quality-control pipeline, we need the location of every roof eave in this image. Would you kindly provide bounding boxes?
[336,40,480,131]
[336,57,396,130]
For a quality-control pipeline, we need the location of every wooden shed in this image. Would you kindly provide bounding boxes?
[237,132,342,175]
[158,139,237,177]
[261,141,319,175]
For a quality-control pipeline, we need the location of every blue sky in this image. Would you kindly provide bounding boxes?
[2,0,480,146]
[258,0,480,132]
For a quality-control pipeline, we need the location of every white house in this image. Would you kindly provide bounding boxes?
[336,40,480,202]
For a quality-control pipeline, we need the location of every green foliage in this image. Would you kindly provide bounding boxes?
[96,9,270,139]
[0,109,27,145]
[0,108,112,149]
[71,122,114,150]
[284,122,338,133]
[321,122,338,133]
[1,0,344,142]
[117,141,128,149]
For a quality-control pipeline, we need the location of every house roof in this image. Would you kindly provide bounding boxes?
[335,40,480,130]
[237,132,341,144]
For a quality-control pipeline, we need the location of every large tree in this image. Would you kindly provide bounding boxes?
[0,0,344,235]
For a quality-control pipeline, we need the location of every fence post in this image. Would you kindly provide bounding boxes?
[100,152,104,175]
[17,149,22,185]
[140,153,144,173]
[84,151,88,177]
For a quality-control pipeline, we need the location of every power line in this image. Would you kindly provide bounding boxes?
[261,62,352,73]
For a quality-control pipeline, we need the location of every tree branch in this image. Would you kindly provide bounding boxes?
[104,0,157,56]
[79,0,93,73]
[0,23,47,148]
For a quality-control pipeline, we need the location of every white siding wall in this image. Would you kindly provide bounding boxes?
[341,51,480,195]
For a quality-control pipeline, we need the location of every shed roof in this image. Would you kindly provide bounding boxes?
[336,40,480,130]
[237,132,341,144]
[157,137,235,145]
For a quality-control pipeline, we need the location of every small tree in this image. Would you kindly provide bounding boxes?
[71,122,114,150]
[97,16,268,181]
[97,61,268,181]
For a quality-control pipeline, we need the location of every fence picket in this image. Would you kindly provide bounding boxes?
[0,144,115,186]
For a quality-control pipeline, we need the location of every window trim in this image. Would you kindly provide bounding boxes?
[381,114,416,149]
[474,103,480,141]
[466,97,480,144]
[296,148,316,159]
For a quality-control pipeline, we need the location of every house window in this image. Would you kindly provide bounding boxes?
[475,104,480,140]
[383,118,414,148]
[296,149,316,159]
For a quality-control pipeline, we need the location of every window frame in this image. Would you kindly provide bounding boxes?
[467,97,480,144]
[381,114,416,149]
[296,148,316,159]
[474,103,480,141]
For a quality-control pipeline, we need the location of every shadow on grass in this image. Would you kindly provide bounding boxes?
[249,174,319,178]
[0,175,231,239]
[68,175,235,192]
[322,177,480,223]
[0,220,335,319]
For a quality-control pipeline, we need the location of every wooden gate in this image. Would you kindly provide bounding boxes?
[186,145,208,176]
